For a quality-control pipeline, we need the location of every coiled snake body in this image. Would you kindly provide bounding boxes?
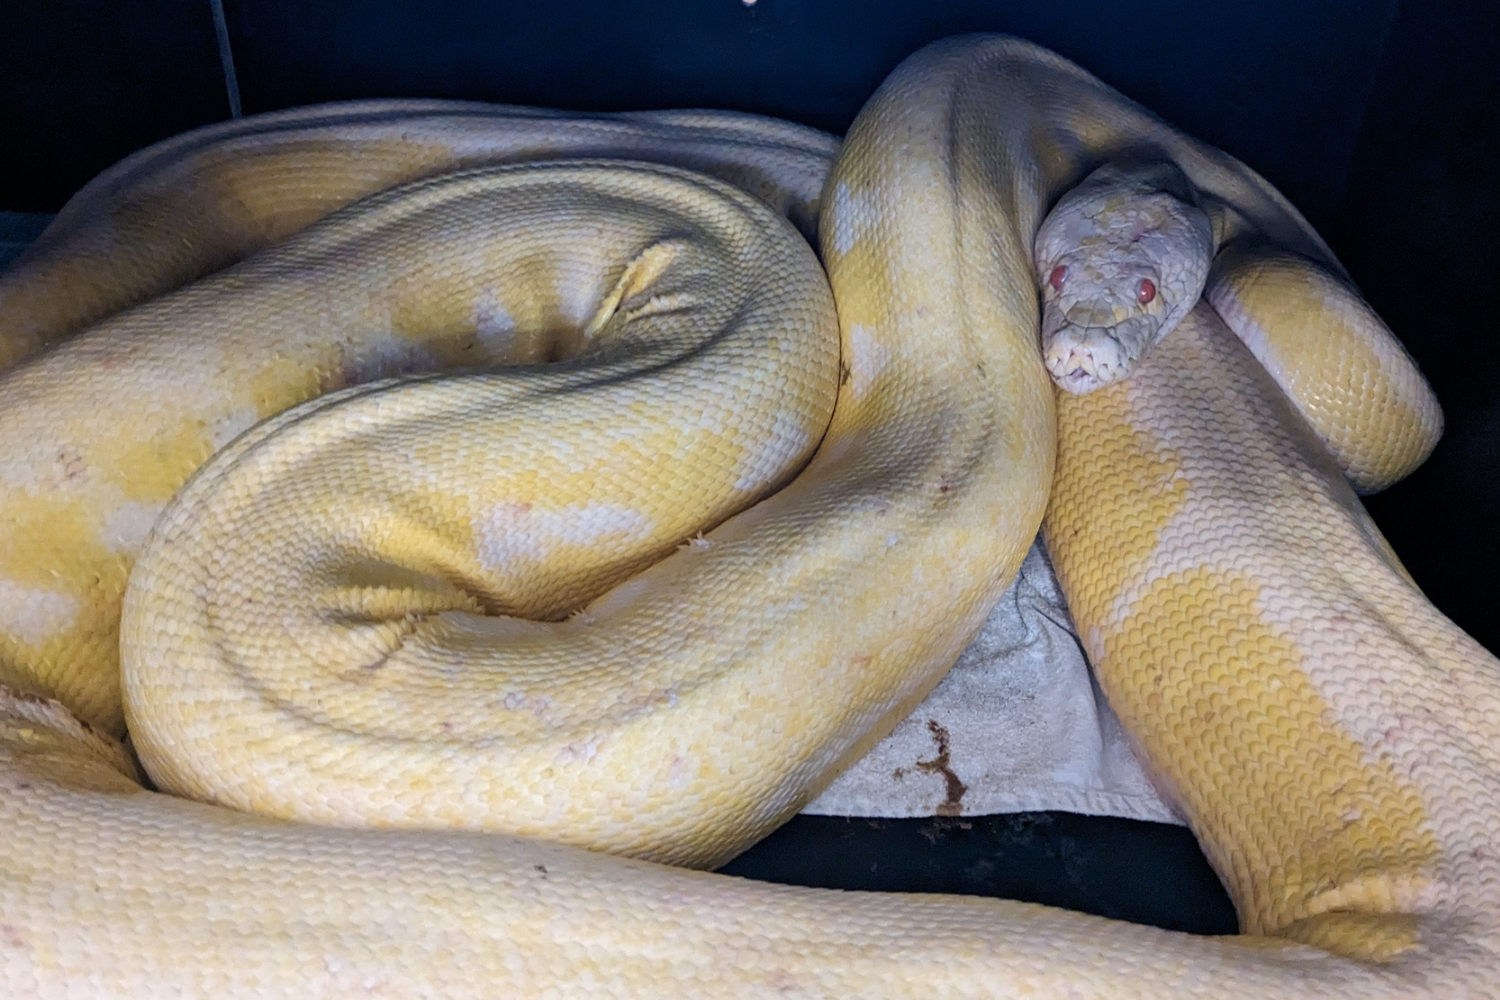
[1,34,1497,998]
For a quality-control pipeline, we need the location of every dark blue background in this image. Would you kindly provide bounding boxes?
[0,0,1402,224]
[2,0,1495,937]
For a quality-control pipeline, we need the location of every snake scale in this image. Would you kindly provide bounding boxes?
[2,32,1497,998]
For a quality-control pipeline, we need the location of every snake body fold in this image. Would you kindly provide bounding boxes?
[1,33,1497,998]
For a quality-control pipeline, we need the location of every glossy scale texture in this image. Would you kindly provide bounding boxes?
[0,33,1493,998]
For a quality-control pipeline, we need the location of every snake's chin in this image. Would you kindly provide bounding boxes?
[1053,365,1109,393]
[1043,317,1155,394]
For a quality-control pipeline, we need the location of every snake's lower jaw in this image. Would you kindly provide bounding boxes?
[1043,316,1159,393]
[1050,362,1110,393]
[1044,329,1129,393]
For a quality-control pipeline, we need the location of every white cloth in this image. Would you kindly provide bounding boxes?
[802,539,1184,825]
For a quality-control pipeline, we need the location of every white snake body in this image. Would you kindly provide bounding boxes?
[1,33,1497,998]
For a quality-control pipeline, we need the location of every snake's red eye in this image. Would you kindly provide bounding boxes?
[1137,278,1157,304]
[1048,265,1067,290]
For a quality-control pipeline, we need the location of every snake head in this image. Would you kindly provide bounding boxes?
[1033,162,1215,393]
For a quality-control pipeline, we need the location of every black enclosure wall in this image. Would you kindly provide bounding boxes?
[1,0,1496,934]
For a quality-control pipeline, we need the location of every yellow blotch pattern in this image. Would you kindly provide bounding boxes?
[1047,306,1443,965]
[1101,567,1437,957]
[1207,244,1442,492]
[1045,376,1188,622]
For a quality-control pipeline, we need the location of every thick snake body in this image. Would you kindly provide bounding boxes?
[1,33,1497,998]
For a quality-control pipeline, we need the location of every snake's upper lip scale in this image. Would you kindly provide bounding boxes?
[1061,367,1097,389]
[1043,311,1160,392]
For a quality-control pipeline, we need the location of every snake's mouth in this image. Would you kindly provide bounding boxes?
[1042,315,1157,394]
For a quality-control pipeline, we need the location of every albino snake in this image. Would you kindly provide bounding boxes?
[1,33,1497,998]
